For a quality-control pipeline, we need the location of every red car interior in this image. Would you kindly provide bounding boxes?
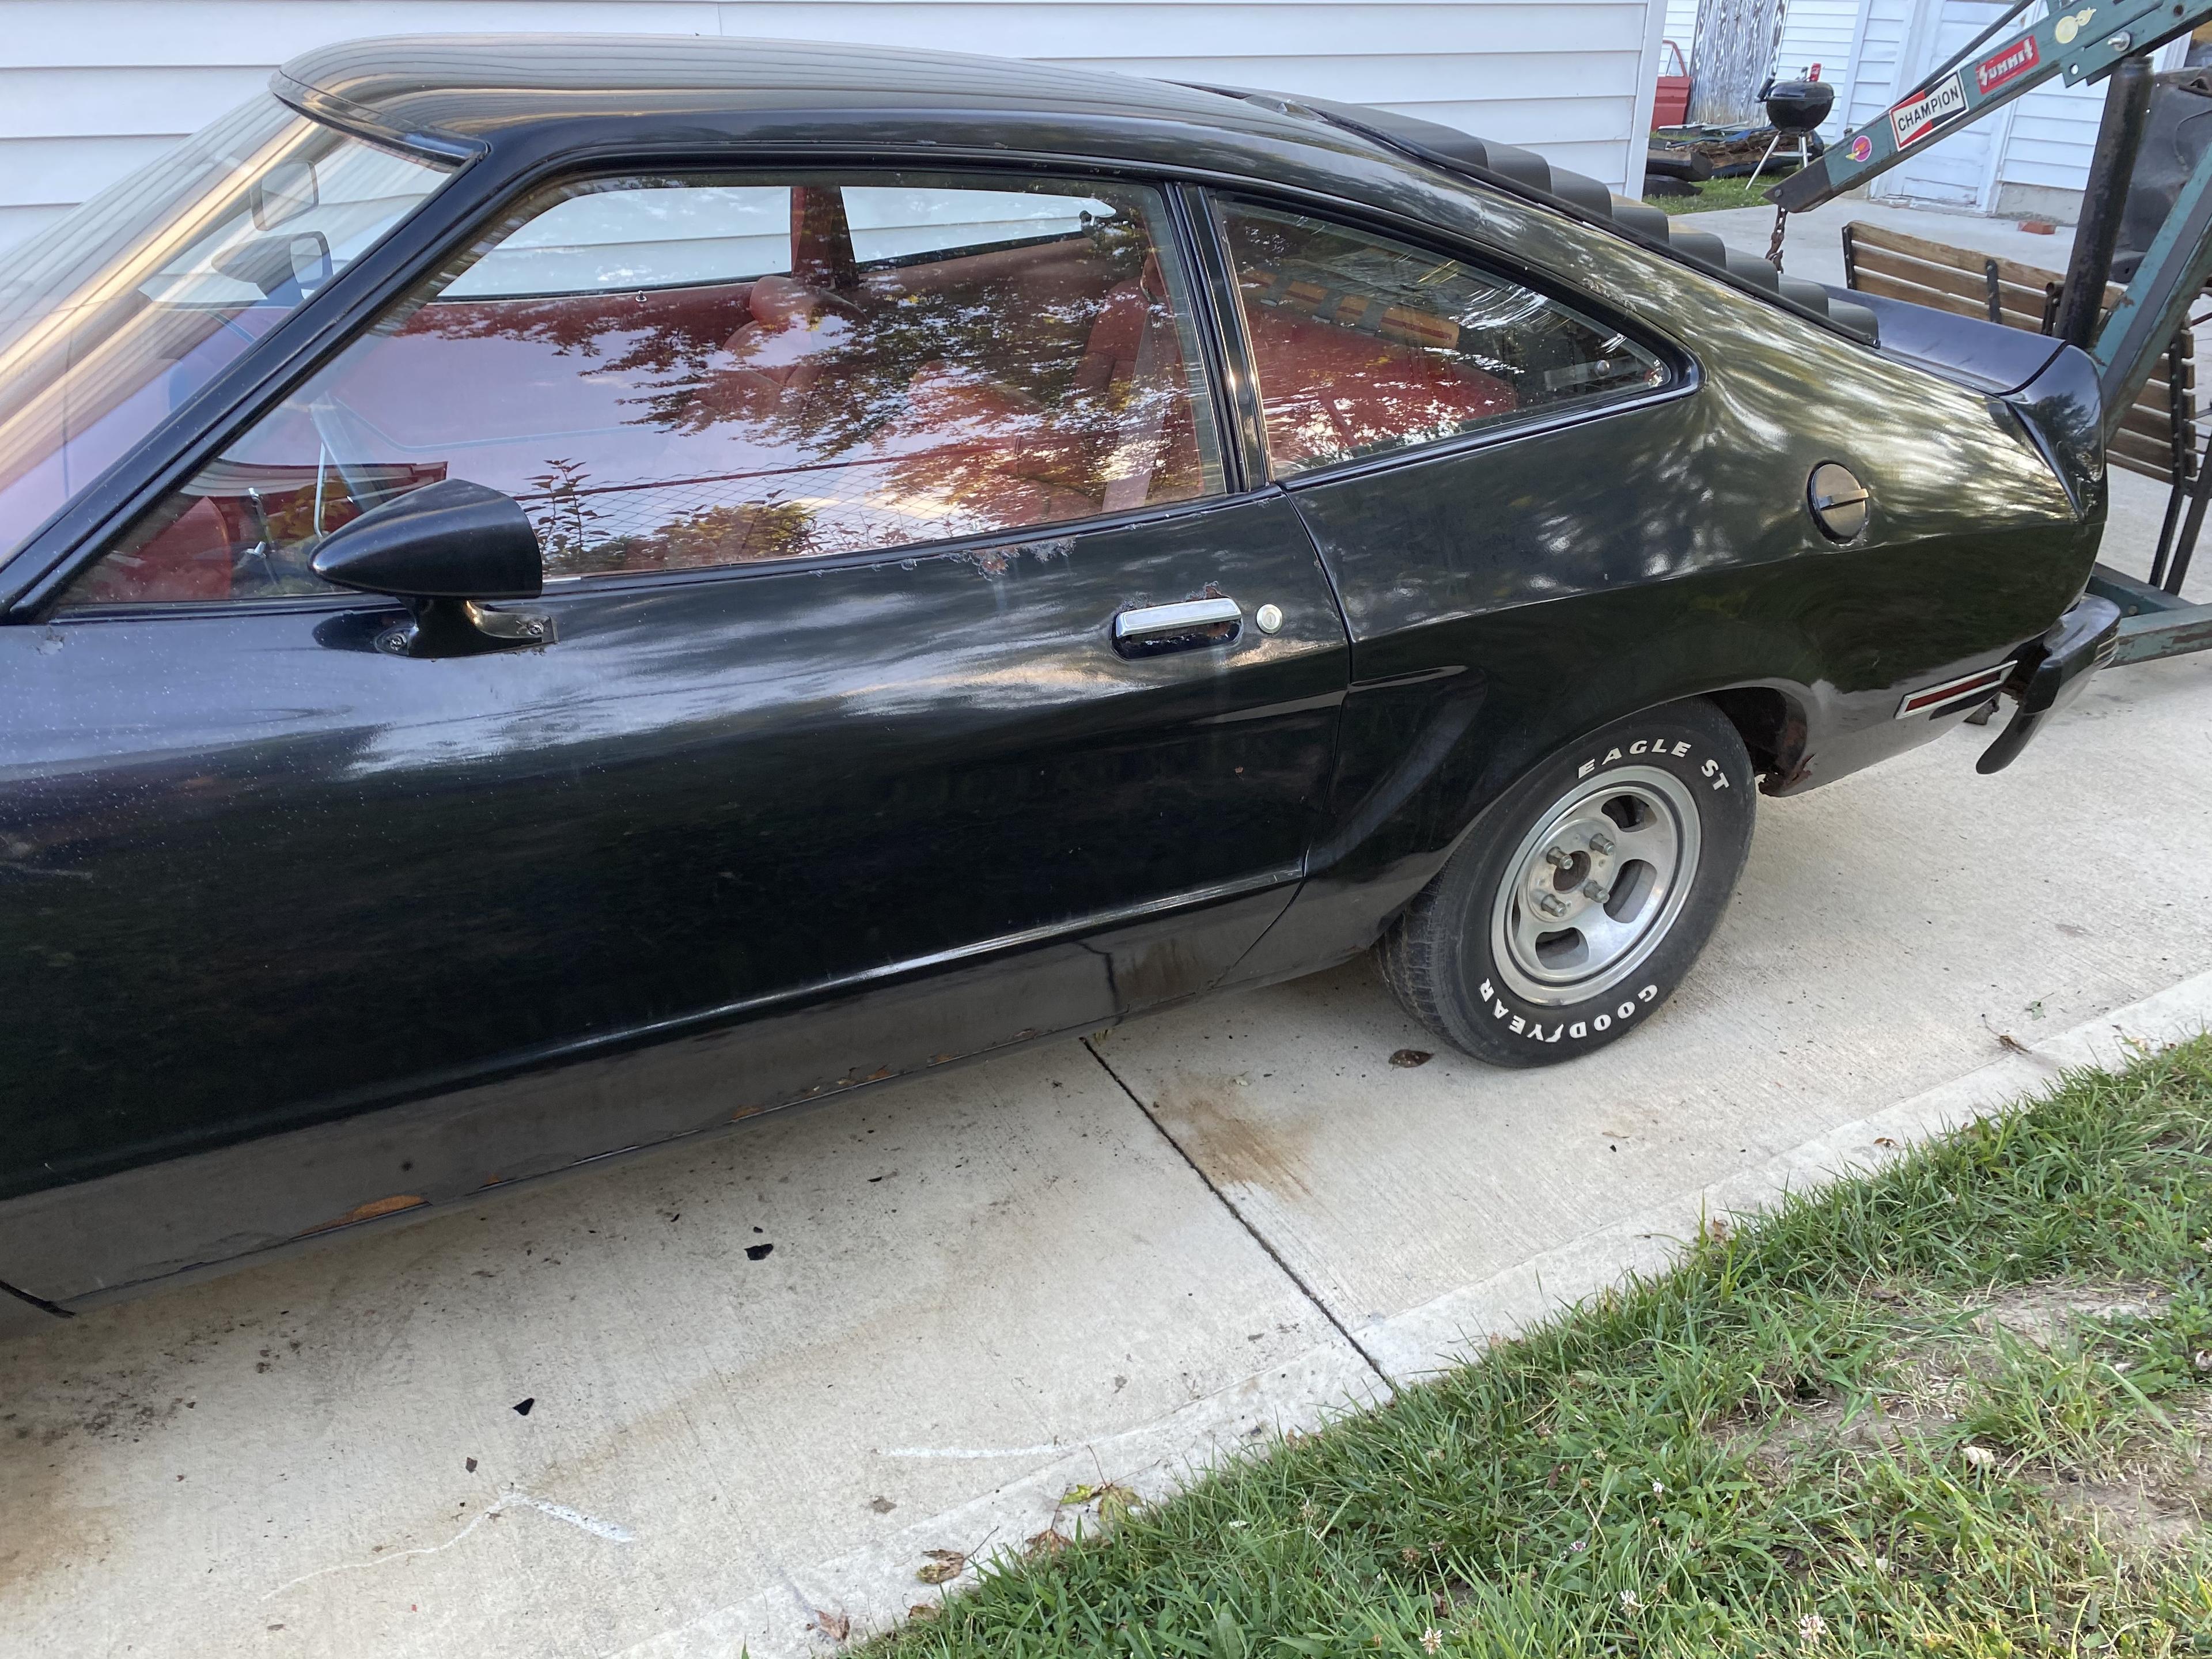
[1236,270,1514,473]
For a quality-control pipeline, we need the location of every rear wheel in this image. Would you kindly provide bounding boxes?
[1378,699,1756,1066]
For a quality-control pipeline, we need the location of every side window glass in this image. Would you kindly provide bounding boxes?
[67,173,1225,605]
[1212,198,1670,478]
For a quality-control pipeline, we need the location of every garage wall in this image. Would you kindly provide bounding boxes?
[1835,0,2184,218]
[0,0,1669,256]
[1994,77,2110,202]
[1658,0,1855,135]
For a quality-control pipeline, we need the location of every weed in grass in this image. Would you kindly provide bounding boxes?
[871,1039,2212,1658]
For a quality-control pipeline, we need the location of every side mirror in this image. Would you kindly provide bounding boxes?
[311,480,551,658]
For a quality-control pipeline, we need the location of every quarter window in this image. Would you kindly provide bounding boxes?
[67,173,1224,605]
[1212,199,1669,478]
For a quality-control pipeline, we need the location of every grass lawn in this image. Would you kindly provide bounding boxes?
[877,1038,2212,1657]
[1649,177,1785,215]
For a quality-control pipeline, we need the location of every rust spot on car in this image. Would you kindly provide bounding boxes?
[300,1193,427,1235]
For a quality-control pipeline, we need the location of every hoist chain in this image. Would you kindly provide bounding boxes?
[1766,205,1789,271]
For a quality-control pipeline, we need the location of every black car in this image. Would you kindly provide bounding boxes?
[0,35,2115,1323]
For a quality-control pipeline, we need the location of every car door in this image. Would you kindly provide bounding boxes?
[0,168,1349,1203]
[1189,192,1699,965]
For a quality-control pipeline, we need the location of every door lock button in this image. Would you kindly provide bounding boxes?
[1255,603,1284,634]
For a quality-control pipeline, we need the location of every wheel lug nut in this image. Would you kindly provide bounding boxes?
[1588,832,1615,857]
[1543,846,1573,869]
[1582,880,1608,902]
[1536,893,1569,918]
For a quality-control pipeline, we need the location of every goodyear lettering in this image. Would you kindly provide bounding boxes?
[1594,1014,1611,1031]
[1510,1015,1527,1033]
[1569,1021,1587,1039]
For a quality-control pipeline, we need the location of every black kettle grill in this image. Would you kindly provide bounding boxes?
[1749,75,1835,183]
[1765,78,1836,131]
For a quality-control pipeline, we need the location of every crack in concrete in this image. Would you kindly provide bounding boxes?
[1081,1036,1393,1384]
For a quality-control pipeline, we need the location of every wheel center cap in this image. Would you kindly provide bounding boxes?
[1525,814,1618,920]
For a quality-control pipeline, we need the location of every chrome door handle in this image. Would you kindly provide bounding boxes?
[1112,596,1241,656]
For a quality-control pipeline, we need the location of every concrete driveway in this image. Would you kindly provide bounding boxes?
[6,208,2211,1659]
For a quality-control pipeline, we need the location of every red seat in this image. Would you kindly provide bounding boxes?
[1241,293,1514,471]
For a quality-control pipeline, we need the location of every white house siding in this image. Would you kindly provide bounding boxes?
[1838,0,1908,129]
[1997,73,2125,202]
[0,0,1668,256]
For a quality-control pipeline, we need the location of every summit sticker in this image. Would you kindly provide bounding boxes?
[1975,35,2039,93]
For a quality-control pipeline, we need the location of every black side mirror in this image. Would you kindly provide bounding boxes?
[311,480,551,658]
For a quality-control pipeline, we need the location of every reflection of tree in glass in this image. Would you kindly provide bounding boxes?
[528,457,604,566]
[419,213,1179,571]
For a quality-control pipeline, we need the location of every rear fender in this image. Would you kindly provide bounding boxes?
[1223,645,1824,988]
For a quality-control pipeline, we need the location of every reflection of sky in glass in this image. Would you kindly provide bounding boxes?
[445,185,794,298]
[843,185,1113,263]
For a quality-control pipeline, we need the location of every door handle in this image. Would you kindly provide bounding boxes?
[1112,596,1241,657]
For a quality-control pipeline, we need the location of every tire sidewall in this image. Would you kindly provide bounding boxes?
[1435,705,1755,1064]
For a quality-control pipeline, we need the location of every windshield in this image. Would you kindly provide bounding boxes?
[0,94,454,566]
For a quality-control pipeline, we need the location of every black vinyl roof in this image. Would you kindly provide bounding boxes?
[274,33,1878,343]
[276,33,1328,153]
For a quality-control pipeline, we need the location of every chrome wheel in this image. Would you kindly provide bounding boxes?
[1487,766,1702,1007]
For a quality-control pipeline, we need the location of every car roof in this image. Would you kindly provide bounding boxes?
[276,33,1350,158]
[272,33,1881,344]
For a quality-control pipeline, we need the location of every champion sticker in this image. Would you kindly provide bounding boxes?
[1846,133,1873,162]
[1891,71,1967,149]
[1975,34,2039,93]
[2053,7,2094,45]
